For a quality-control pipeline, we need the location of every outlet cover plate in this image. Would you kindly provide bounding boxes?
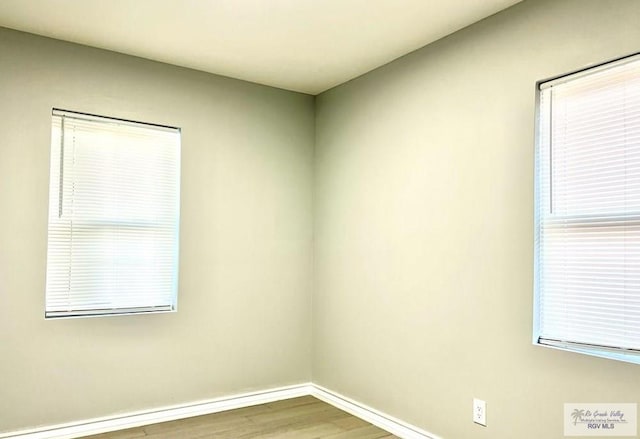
[473,398,486,426]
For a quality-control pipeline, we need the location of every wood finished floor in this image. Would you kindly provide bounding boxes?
[84,396,399,439]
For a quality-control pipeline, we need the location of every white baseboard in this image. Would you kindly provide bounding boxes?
[311,384,441,439]
[0,383,313,439]
[0,382,439,439]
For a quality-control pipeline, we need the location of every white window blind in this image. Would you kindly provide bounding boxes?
[45,109,180,318]
[535,54,640,361]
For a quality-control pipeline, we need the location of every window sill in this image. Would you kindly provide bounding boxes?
[535,339,640,366]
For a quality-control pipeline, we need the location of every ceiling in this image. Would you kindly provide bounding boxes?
[0,0,521,95]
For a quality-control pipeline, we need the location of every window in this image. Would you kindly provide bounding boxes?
[45,109,181,318]
[534,54,640,363]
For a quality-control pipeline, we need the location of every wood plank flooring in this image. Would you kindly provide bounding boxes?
[84,396,398,439]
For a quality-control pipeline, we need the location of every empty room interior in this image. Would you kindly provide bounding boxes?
[1,0,640,438]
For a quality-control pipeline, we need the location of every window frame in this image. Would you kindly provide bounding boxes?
[533,52,640,365]
[45,109,181,319]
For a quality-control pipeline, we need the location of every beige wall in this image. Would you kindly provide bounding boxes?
[0,28,314,433]
[314,1,640,438]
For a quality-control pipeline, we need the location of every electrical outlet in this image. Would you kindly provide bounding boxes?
[473,398,486,426]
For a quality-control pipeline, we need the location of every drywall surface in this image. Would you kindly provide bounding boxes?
[0,28,314,433]
[313,1,640,438]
